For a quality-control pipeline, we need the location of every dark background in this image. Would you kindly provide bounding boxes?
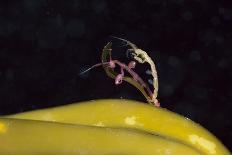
[0,0,231,151]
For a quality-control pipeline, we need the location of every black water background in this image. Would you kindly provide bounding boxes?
[0,0,231,151]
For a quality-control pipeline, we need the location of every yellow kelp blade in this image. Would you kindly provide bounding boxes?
[6,99,231,155]
[0,118,201,155]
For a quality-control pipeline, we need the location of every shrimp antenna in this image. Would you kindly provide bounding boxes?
[79,63,103,75]
[110,36,138,50]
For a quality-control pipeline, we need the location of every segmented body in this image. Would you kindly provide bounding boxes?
[112,37,159,106]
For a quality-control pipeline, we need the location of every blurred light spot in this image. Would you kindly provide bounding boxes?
[73,1,80,9]
[168,56,180,68]
[37,18,66,49]
[164,149,171,155]
[0,20,20,37]
[173,0,184,4]
[0,122,7,133]
[210,16,220,26]
[124,116,143,126]
[94,121,105,127]
[91,0,107,13]
[6,69,14,80]
[125,116,136,125]
[219,7,232,21]
[189,134,216,154]
[23,0,47,15]
[181,11,193,21]
[66,19,85,38]
[41,113,55,121]
[218,59,228,69]
[189,50,201,62]
[161,84,174,97]
[21,24,36,41]
[146,69,152,75]
[148,79,153,85]
[214,36,224,44]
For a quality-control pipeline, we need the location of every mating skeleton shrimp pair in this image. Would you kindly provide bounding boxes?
[80,37,160,107]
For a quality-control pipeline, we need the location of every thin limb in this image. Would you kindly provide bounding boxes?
[111,36,138,50]
[111,36,159,105]
[113,60,153,99]
[81,40,160,106]
[79,62,111,75]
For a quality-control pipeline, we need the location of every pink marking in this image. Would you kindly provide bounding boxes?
[128,61,136,69]
[109,61,116,68]
[115,74,123,85]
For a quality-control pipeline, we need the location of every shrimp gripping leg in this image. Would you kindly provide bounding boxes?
[111,36,159,105]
